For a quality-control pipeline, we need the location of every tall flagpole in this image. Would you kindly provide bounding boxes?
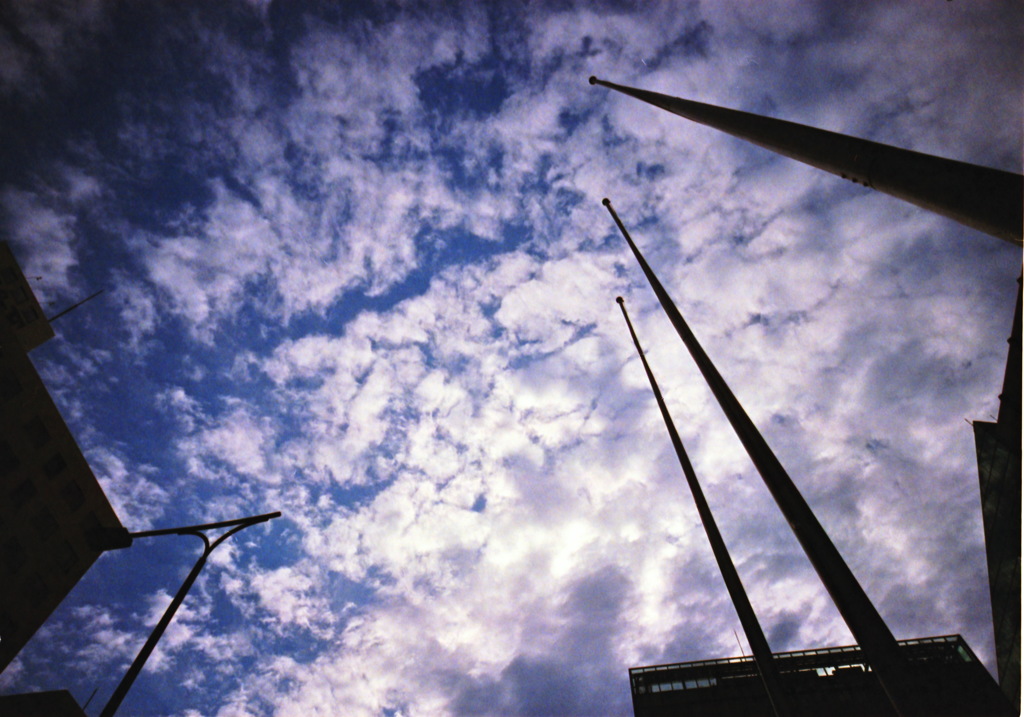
[617,296,793,717]
[590,76,1022,246]
[604,197,920,717]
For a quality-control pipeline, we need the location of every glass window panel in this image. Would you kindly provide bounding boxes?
[32,507,58,539]
[23,416,50,449]
[0,439,19,476]
[0,372,22,402]
[43,453,67,478]
[3,537,26,574]
[26,572,47,602]
[61,480,85,511]
[55,541,77,572]
[11,478,35,508]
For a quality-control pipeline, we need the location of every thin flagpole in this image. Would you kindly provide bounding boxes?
[617,296,793,717]
[604,197,919,717]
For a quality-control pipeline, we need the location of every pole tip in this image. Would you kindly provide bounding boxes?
[601,197,611,206]
[589,76,598,85]
[615,296,625,305]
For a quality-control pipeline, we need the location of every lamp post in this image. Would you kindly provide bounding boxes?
[99,511,281,717]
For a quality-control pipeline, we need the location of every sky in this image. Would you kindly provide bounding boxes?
[0,1,1021,716]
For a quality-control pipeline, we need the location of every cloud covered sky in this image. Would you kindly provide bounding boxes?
[1,1,1020,715]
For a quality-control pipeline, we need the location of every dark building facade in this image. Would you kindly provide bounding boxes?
[0,243,125,673]
[0,690,86,717]
[0,243,53,353]
[630,635,1014,717]
[974,277,1022,709]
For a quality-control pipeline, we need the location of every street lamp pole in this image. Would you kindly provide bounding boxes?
[99,511,281,717]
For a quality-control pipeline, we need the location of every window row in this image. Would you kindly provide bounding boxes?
[640,676,719,694]
[0,420,55,478]
[2,535,79,576]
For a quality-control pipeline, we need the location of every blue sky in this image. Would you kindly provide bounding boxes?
[1,1,1021,715]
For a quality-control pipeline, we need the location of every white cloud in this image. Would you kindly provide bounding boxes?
[3,2,1020,715]
[1,188,81,306]
[250,565,334,639]
[0,1,108,99]
[89,447,169,530]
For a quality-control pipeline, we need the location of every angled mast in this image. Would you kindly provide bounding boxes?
[617,296,793,717]
[590,76,1023,246]
[604,197,924,717]
[48,289,105,323]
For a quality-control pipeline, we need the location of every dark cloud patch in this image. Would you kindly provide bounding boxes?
[558,106,594,136]
[645,19,712,69]
[878,582,933,639]
[452,565,634,716]
[767,610,803,651]
[501,656,588,717]
[651,611,732,670]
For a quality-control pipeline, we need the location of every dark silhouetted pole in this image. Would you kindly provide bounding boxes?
[604,198,916,717]
[47,289,104,323]
[590,77,1022,246]
[617,296,793,717]
[100,511,281,717]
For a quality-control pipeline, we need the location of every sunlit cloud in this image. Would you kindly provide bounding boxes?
[2,2,1019,716]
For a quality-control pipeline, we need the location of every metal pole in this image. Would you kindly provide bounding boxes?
[604,198,917,716]
[590,76,1023,246]
[617,296,793,717]
[100,512,280,717]
[128,511,282,539]
[47,289,105,323]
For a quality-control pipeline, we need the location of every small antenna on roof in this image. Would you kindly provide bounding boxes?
[734,629,747,657]
[48,289,104,323]
[82,686,99,710]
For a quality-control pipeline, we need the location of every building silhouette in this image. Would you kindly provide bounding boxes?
[974,277,1022,709]
[0,689,86,717]
[0,242,126,674]
[630,635,1012,717]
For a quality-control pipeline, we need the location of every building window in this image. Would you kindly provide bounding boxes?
[79,510,101,546]
[54,540,77,573]
[2,537,26,574]
[43,453,67,479]
[5,306,24,328]
[25,572,47,603]
[32,507,58,540]
[0,439,19,476]
[11,478,36,509]
[0,372,21,402]
[22,416,50,450]
[61,480,85,512]
[0,609,15,644]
